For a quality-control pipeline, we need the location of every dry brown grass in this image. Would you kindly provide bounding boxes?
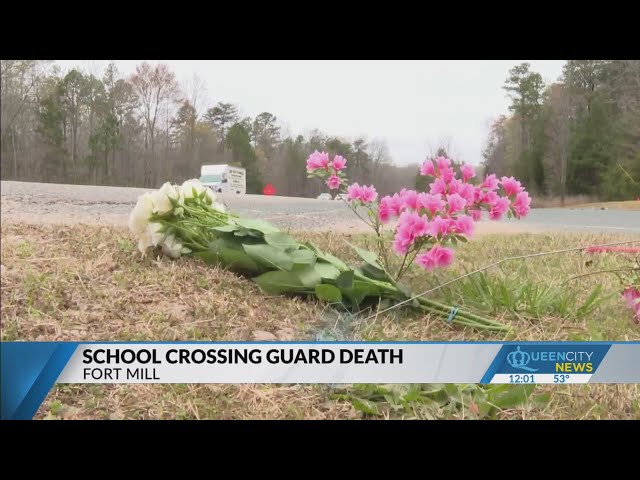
[2,222,639,419]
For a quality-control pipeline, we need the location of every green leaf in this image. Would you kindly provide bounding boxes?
[487,384,534,410]
[290,248,316,265]
[233,228,257,237]
[349,398,381,416]
[532,392,551,408]
[336,271,354,290]
[264,232,299,249]
[344,280,381,306]
[293,264,322,288]
[213,225,240,233]
[396,281,413,298]
[234,218,280,234]
[242,244,294,271]
[347,242,384,270]
[319,252,350,272]
[314,262,341,280]
[253,270,307,295]
[195,247,260,274]
[359,263,390,281]
[315,284,343,302]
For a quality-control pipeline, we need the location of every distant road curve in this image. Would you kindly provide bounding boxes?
[1,181,639,235]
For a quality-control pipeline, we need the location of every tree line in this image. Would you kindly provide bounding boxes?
[1,60,420,197]
[482,60,640,203]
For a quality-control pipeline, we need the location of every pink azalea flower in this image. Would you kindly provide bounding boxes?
[461,164,476,182]
[420,160,436,176]
[459,183,476,204]
[622,288,640,323]
[307,150,330,171]
[429,178,448,195]
[435,156,451,172]
[489,197,510,220]
[501,176,524,196]
[360,185,378,203]
[439,166,455,183]
[447,193,467,214]
[426,216,450,238]
[378,194,404,223]
[393,235,411,255]
[331,155,347,171]
[393,211,428,254]
[326,175,341,190]
[473,187,485,203]
[454,215,474,237]
[378,197,392,223]
[447,178,464,195]
[401,189,419,210]
[481,174,499,191]
[482,190,499,206]
[470,209,483,221]
[346,183,363,202]
[389,193,404,216]
[512,191,531,218]
[416,245,454,271]
[417,193,445,215]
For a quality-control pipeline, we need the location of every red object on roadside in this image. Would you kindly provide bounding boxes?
[263,184,276,196]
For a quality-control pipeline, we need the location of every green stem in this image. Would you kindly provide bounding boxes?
[417,297,507,328]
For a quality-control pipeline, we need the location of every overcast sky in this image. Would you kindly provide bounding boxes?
[54,60,565,166]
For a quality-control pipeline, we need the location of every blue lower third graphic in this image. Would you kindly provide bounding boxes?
[1,342,78,420]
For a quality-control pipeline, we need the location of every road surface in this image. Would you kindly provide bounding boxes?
[1,181,639,235]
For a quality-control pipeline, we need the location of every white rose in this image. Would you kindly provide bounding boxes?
[161,234,187,259]
[137,229,153,255]
[180,179,205,200]
[204,188,217,205]
[148,221,166,246]
[212,202,226,213]
[149,182,179,215]
[129,193,154,235]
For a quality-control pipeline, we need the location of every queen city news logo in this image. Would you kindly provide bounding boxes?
[505,345,595,373]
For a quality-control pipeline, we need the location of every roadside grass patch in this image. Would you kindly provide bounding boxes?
[1,222,638,419]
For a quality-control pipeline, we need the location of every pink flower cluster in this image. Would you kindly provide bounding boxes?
[378,156,531,270]
[623,287,640,324]
[305,150,532,273]
[347,183,378,203]
[307,151,347,190]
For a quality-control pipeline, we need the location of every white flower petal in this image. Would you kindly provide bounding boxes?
[180,179,206,199]
[148,221,166,246]
[129,193,154,235]
[161,234,184,259]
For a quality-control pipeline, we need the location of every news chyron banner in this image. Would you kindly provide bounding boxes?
[2,341,640,419]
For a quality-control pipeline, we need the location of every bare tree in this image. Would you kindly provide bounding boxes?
[426,135,464,164]
[368,138,391,184]
[130,62,179,186]
[544,83,571,205]
[182,73,208,117]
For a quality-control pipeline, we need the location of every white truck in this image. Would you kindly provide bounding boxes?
[199,164,246,194]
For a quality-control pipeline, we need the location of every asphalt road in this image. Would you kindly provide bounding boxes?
[1,180,639,234]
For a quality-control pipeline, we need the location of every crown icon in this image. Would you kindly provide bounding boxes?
[507,346,531,368]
